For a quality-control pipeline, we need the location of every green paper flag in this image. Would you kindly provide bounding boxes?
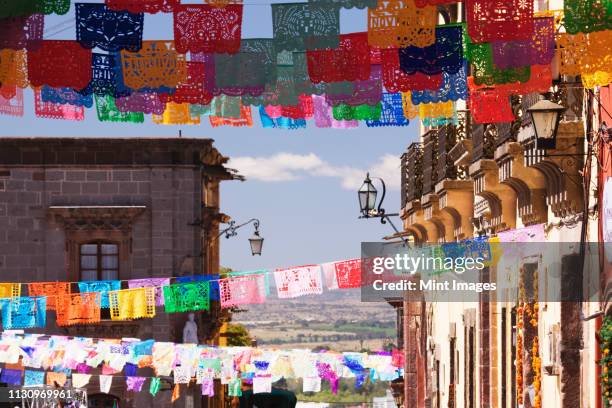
[163,282,210,313]
[150,377,161,396]
[228,379,242,397]
[95,95,145,123]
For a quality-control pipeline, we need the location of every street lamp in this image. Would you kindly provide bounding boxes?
[218,218,264,256]
[527,98,566,150]
[358,173,378,216]
[357,174,408,245]
[248,227,264,256]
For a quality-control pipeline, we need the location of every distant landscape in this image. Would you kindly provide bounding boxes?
[233,288,397,352]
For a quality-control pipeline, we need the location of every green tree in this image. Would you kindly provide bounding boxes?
[226,323,252,346]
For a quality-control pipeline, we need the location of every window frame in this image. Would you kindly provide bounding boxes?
[79,241,120,281]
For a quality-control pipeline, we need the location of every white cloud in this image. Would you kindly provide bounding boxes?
[228,152,401,191]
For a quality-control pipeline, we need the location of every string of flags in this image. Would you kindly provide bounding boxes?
[0,331,403,397]
[0,1,610,126]
[0,259,364,330]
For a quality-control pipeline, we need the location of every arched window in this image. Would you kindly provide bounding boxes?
[80,241,119,281]
[88,393,120,408]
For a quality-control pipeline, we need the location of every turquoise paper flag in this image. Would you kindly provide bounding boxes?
[150,377,161,396]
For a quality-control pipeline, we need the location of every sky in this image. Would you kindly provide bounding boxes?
[0,1,420,271]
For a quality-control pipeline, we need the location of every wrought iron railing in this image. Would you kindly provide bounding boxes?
[401,143,423,208]
[436,123,458,183]
[471,123,498,162]
[421,130,438,195]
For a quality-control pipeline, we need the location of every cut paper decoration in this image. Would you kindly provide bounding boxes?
[34,90,85,121]
[115,92,166,115]
[325,65,383,107]
[55,292,101,326]
[175,275,220,302]
[173,366,191,384]
[159,62,213,105]
[367,0,402,48]
[381,49,444,93]
[0,87,24,117]
[41,87,93,108]
[260,108,308,130]
[564,0,612,34]
[24,370,45,387]
[46,372,66,387]
[81,53,130,98]
[0,0,70,19]
[368,0,437,48]
[0,14,44,50]
[173,5,243,54]
[95,94,145,123]
[209,105,253,127]
[410,61,467,105]
[419,100,456,127]
[303,376,322,392]
[272,3,340,51]
[312,95,359,129]
[127,278,169,306]
[0,283,21,298]
[201,378,215,396]
[150,377,161,396]
[172,384,180,402]
[396,0,437,48]
[0,297,46,329]
[466,0,534,44]
[1,369,22,386]
[398,25,464,75]
[100,375,113,394]
[109,287,156,321]
[76,3,144,52]
[72,373,92,388]
[491,17,555,70]
[120,41,187,90]
[468,88,515,124]
[0,49,29,88]
[228,379,242,397]
[274,265,323,299]
[308,0,378,9]
[106,0,180,14]
[153,102,201,125]
[253,376,272,394]
[557,30,612,88]
[466,65,552,97]
[126,376,146,392]
[27,40,92,89]
[219,274,267,308]
[332,259,362,289]
[366,92,409,127]
[77,280,121,309]
[163,282,210,313]
[27,282,71,311]
[307,32,371,83]
[212,39,277,96]
[332,103,382,121]
[466,40,532,86]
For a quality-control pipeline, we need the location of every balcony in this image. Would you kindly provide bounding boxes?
[401,143,423,210]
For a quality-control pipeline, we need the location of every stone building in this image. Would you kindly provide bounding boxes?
[392,2,609,407]
[0,137,236,408]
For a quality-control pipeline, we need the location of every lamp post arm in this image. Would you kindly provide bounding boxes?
[218,218,261,239]
[373,177,387,216]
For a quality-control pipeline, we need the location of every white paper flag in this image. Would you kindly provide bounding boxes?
[253,376,272,394]
[99,375,113,393]
[72,374,91,389]
[303,377,321,393]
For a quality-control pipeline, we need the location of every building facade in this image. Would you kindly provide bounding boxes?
[395,2,610,407]
[0,138,235,407]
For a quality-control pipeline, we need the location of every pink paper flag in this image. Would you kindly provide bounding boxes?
[274,265,323,299]
[219,274,266,308]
